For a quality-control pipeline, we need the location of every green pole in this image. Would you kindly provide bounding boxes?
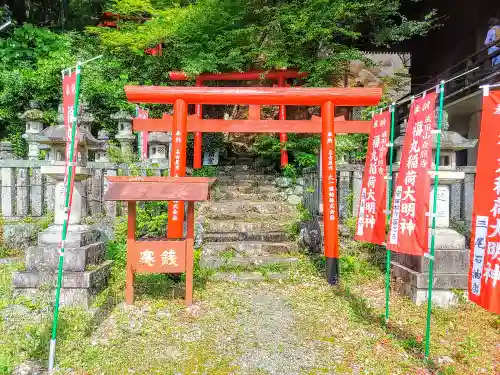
[424,80,445,360]
[136,106,141,160]
[48,63,82,371]
[384,102,396,325]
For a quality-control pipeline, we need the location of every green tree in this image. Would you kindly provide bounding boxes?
[91,0,436,84]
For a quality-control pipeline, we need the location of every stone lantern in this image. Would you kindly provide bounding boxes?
[148,132,171,162]
[111,110,135,155]
[21,100,45,160]
[12,107,111,308]
[95,130,110,162]
[391,110,478,306]
[78,101,96,133]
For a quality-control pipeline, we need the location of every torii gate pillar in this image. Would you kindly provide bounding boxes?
[125,86,382,284]
[321,101,339,283]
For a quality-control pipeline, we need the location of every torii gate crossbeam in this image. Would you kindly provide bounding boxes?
[125,85,382,285]
[169,70,309,168]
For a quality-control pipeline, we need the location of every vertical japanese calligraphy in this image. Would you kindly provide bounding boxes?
[387,93,437,255]
[136,107,149,161]
[167,100,188,238]
[355,111,391,245]
[468,90,500,313]
[321,101,340,284]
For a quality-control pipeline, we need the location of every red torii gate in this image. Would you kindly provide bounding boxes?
[125,85,382,284]
[168,70,308,169]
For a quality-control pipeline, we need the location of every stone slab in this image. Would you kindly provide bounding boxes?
[14,285,105,309]
[395,282,461,307]
[427,228,465,250]
[395,248,469,274]
[429,185,449,228]
[203,232,292,243]
[38,225,99,248]
[3,223,39,250]
[391,261,467,289]
[26,242,106,272]
[13,260,112,289]
[200,255,298,269]
[202,241,297,257]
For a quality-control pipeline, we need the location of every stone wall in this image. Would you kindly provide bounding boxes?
[301,164,476,229]
[0,159,169,220]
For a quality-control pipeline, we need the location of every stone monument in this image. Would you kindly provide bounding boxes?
[112,110,135,155]
[13,109,112,308]
[391,111,478,306]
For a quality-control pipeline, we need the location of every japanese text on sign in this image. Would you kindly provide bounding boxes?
[468,91,500,313]
[387,93,436,255]
[355,111,391,245]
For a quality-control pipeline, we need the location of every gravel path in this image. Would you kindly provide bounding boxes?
[234,289,319,374]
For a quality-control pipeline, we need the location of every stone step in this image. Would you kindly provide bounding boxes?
[26,242,106,272]
[202,241,297,256]
[201,201,297,216]
[203,231,293,243]
[214,190,287,202]
[204,220,291,233]
[216,175,276,183]
[204,212,298,221]
[220,156,255,166]
[219,169,277,177]
[200,255,299,269]
[215,185,280,194]
[211,271,290,282]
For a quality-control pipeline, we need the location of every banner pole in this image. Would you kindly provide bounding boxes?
[384,102,396,325]
[136,106,141,160]
[424,80,445,360]
[48,63,82,371]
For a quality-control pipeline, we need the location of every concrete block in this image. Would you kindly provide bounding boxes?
[37,225,99,248]
[13,260,113,289]
[396,248,469,274]
[391,261,468,290]
[26,242,105,272]
[3,223,38,250]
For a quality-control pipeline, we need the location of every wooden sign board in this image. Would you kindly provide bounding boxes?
[128,240,187,273]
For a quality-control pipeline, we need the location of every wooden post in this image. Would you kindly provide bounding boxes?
[186,201,195,305]
[126,201,136,305]
[278,73,288,167]
[321,101,340,285]
[168,99,188,238]
[193,77,203,169]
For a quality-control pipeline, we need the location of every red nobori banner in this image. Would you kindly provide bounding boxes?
[468,90,500,314]
[387,93,437,255]
[62,71,80,208]
[355,111,391,245]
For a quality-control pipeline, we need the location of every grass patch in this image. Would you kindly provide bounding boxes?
[1,239,498,374]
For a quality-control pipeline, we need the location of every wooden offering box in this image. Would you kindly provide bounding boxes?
[104,176,215,305]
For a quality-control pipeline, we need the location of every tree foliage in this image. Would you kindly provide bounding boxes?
[92,0,436,84]
[0,0,436,157]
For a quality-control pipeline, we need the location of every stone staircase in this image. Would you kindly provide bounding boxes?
[198,161,300,274]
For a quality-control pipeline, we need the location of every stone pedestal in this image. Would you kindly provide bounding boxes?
[391,228,469,306]
[391,172,470,307]
[12,166,112,308]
